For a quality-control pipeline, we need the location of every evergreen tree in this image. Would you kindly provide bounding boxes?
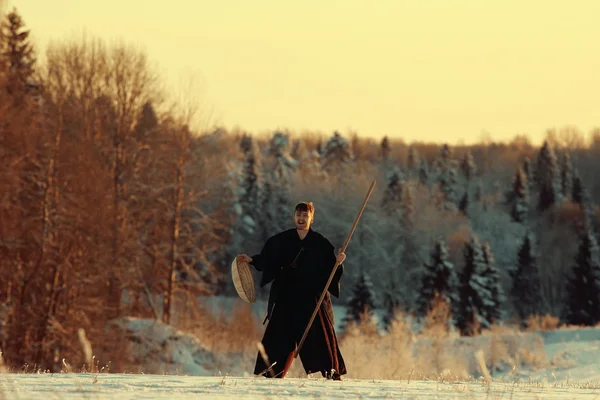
[416,240,458,317]
[570,173,594,226]
[480,241,504,325]
[459,191,469,216]
[439,167,458,211]
[1,8,38,99]
[536,141,561,212]
[351,133,362,159]
[237,134,264,235]
[381,166,404,216]
[290,138,305,160]
[560,152,573,200]
[261,132,295,239]
[268,157,292,229]
[456,237,489,336]
[522,157,533,186]
[381,278,403,330]
[511,233,543,323]
[134,101,159,142]
[418,159,429,186]
[402,183,414,227]
[267,131,291,159]
[407,147,419,171]
[342,269,377,329]
[572,174,584,205]
[380,136,391,161]
[474,181,483,203]
[300,149,325,180]
[440,143,452,163]
[316,139,323,155]
[259,179,275,243]
[510,166,529,223]
[564,229,600,326]
[321,131,353,171]
[460,151,477,182]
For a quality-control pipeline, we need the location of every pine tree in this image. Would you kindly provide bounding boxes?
[316,139,323,155]
[522,157,533,186]
[474,182,483,203]
[402,183,414,227]
[522,157,536,197]
[238,134,264,234]
[134,101,159,142]
[342,269,377,329]
[481,241,504,325]
[459,191,469,216]
[1,8,38,99]
[510,166,529,223]
[416,240,458,318]
[418,159,429,186]
[456,237,489,336]
[460,151,477,182]
[381,278,403,330]
[269,156,292,230]
[560,152,573,200]
[380,136,391,161]
[407,147,419,171]
[572,174,584,205]
[259,179,275,243]
[440,143,452,163]
[261,132,295,239]
[381,166,404,216]
[300,149,325,180]
[290,138,305,160]
[439,167,458,211]
[511,233,543,323]
[321,131,353,171]
[563,229,600,326]
[351,133,362,159]
[536,141,561,212]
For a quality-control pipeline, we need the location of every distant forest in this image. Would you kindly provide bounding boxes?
[2,7,600,371]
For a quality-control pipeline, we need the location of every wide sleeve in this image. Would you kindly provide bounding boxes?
[249,236,280,287]
[312,239,344,298]
[327,245,344,298]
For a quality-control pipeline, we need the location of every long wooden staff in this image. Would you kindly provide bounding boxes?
[293,180,376,358]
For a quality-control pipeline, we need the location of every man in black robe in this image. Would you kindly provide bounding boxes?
[237,201,347,380]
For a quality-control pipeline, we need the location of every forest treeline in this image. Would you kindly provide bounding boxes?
[1,7,600,372]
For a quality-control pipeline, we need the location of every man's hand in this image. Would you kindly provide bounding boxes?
[237,254,252,263]
[336,249,346,265]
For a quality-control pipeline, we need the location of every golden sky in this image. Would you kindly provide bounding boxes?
[14,0,600,144]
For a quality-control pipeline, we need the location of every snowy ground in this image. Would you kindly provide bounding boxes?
[2,374,600,399]
[3,296,600,398]
[3,329,600,399]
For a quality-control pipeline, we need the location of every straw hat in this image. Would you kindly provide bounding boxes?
[231,256,256,304]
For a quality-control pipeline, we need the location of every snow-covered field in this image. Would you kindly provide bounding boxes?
[3,373,600,399]
[3,326,600,399]
[3,296,600,399]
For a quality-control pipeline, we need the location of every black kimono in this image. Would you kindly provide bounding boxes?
[250,227,347,378]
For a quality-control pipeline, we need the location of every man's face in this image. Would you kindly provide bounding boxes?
[293,209,313,231]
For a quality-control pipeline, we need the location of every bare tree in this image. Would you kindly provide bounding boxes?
[32,50,66,366]
[161,75,222,324]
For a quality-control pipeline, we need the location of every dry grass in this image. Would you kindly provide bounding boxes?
[524,314,561,332]
[0,297,552,381]
[338,301,548,382]
[174,297,264,374]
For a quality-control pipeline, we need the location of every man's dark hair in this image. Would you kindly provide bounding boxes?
[295,201,315,215]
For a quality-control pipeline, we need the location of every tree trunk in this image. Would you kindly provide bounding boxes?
[109,125,123,320]
[34,105,63,367]
[163,134,186,325]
